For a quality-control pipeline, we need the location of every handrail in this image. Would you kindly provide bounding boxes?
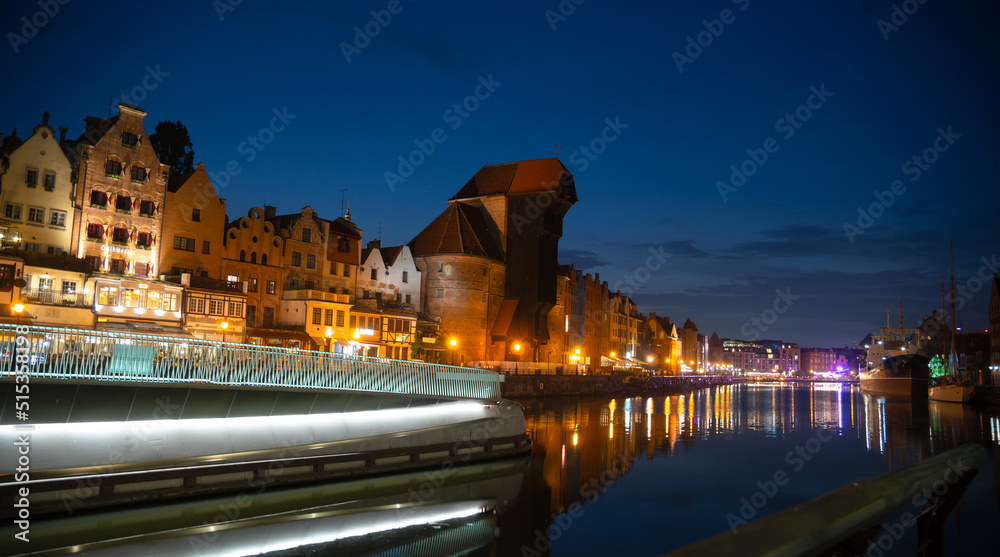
[664,443,987,557]
[0,323,501,400]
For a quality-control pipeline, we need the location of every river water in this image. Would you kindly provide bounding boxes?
[9,382,999,556]
[501,382,1000,556]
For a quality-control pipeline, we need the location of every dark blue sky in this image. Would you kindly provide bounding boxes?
[3,0,998,347]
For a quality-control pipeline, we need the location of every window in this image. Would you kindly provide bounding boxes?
[261,253,268,266]
[370,268,377,280]
[402,271,408,283]
[350,315,357,328]
[330,262,338,275]
[121,132,138,148]
[26,168,38,186]
[312,307,322,325]
[209,300,225,315]
[302,228,311,242]
[247,305,256,326]
[27,207,44,224]
[90,190,108,208]
[239,250,246,261]
[109,259,126,274]
[161,293,179,311]
[289,278,299,290]
[306,254,316,269]
[291,252,301,266]
[202,240,210,254]
[4,203,22,220]
[336,310,345,327]
[112,227,128,244]
[228,302,242,317]
[405,294,411,304]
[192,208,201,222]
[266,280,276,294]
[324,309,333,326]
[46,245,60,255]
[43,172,56,190]
[303,280,315,289]
[98,286,119,306]
[173,236,195,251]
[135,262,149,276]
[130,165,147,183]
[226,275,238,284]
[189,297,205,314]
[105,159,122,177]
[62,281,77,295]
[137,232,152,248]
[139,200,155,216]
[343,265,349,278]
[86,256,101,271]
[49,210,66,227]
[86,223,103,240]
[337,237,349,252]
[250,252,257,263]
[436,288,444,298]
[248,277,258,292]
[115,195,132,212]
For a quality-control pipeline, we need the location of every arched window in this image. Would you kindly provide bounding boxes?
[261,253,268,266]
[250,252,257,264]
[239,250,246,262]
[338,237,350,253]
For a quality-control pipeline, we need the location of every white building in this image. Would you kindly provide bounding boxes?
[356,240,421,311]
[0,114,75,254]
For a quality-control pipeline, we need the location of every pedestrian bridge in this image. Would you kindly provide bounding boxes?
[0,324,527,518]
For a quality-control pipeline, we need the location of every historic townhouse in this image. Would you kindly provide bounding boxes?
[221,207,295,346]
[645,313,682,374]
[168,273,247,341]
[161,163,226,278]
[0,252,24,323]
[410,158,577,366]
[19,252,93,328]
[356,240,421,310]
[70,103,169,279]
[0,113,75,254]
[269,206,353,351]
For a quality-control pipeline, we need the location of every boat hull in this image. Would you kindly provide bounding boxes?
[859,375,928,400]
[928,384,973,403]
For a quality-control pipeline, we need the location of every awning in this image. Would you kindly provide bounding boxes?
[98,322,195,339]
[490,298,519,341]
[246,328,314,343]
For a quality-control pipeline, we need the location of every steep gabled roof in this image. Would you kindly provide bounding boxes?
[450,157,577,202]
[167,169,195,193]
[380,245,404,267]
[409,202,503,261]
[76,115,120,147]
[328,216,362,239]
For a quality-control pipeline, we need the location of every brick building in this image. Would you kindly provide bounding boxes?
[70,103,169,279]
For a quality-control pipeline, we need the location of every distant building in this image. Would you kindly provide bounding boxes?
[1,114,76,255]
[800,348,839,375]
[645,312,681,374]
[680,318,700,371]
[708,332,724,369]
[356,240,421,310]
[70,103,170,280]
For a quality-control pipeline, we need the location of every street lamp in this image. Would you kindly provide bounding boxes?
[13,302,25,326]
[449,337,458,366]
[220,320,229,343]
[513,342,521,374]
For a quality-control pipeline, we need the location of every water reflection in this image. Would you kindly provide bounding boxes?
[513,383,1000,556]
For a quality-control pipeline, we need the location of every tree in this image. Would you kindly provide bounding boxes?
[149,120,195,177]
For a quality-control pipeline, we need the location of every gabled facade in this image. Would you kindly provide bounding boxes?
[645,312,681,374]
[356,240,421,310]
[19,251,93,328]
[160,163,225,278]
[0,113,75,254]
[221,207,285,333]
[70,103,169,280]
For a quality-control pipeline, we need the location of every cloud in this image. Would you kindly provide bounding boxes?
[561,248,609,270]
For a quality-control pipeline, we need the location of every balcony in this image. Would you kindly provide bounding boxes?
[22,288,88,307]
[282,289,350,304]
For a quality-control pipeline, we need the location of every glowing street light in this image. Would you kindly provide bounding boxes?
[220,320,229,343]
[449,337,458,366]
[13,302,25,326]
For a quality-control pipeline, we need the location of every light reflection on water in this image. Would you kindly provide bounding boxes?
[504,382,1000,556]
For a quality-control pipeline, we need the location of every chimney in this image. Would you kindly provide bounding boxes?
[58,126,67,146]
[367,239,380,250]
[264,205,276,219]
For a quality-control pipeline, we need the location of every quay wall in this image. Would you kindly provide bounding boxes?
[501,374,738,398]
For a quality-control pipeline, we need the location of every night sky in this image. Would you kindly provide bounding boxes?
[2,0,998,348]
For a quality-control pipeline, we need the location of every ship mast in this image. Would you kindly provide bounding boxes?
[950,244,958,377]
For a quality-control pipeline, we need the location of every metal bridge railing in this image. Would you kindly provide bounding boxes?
[0,324,501,400]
